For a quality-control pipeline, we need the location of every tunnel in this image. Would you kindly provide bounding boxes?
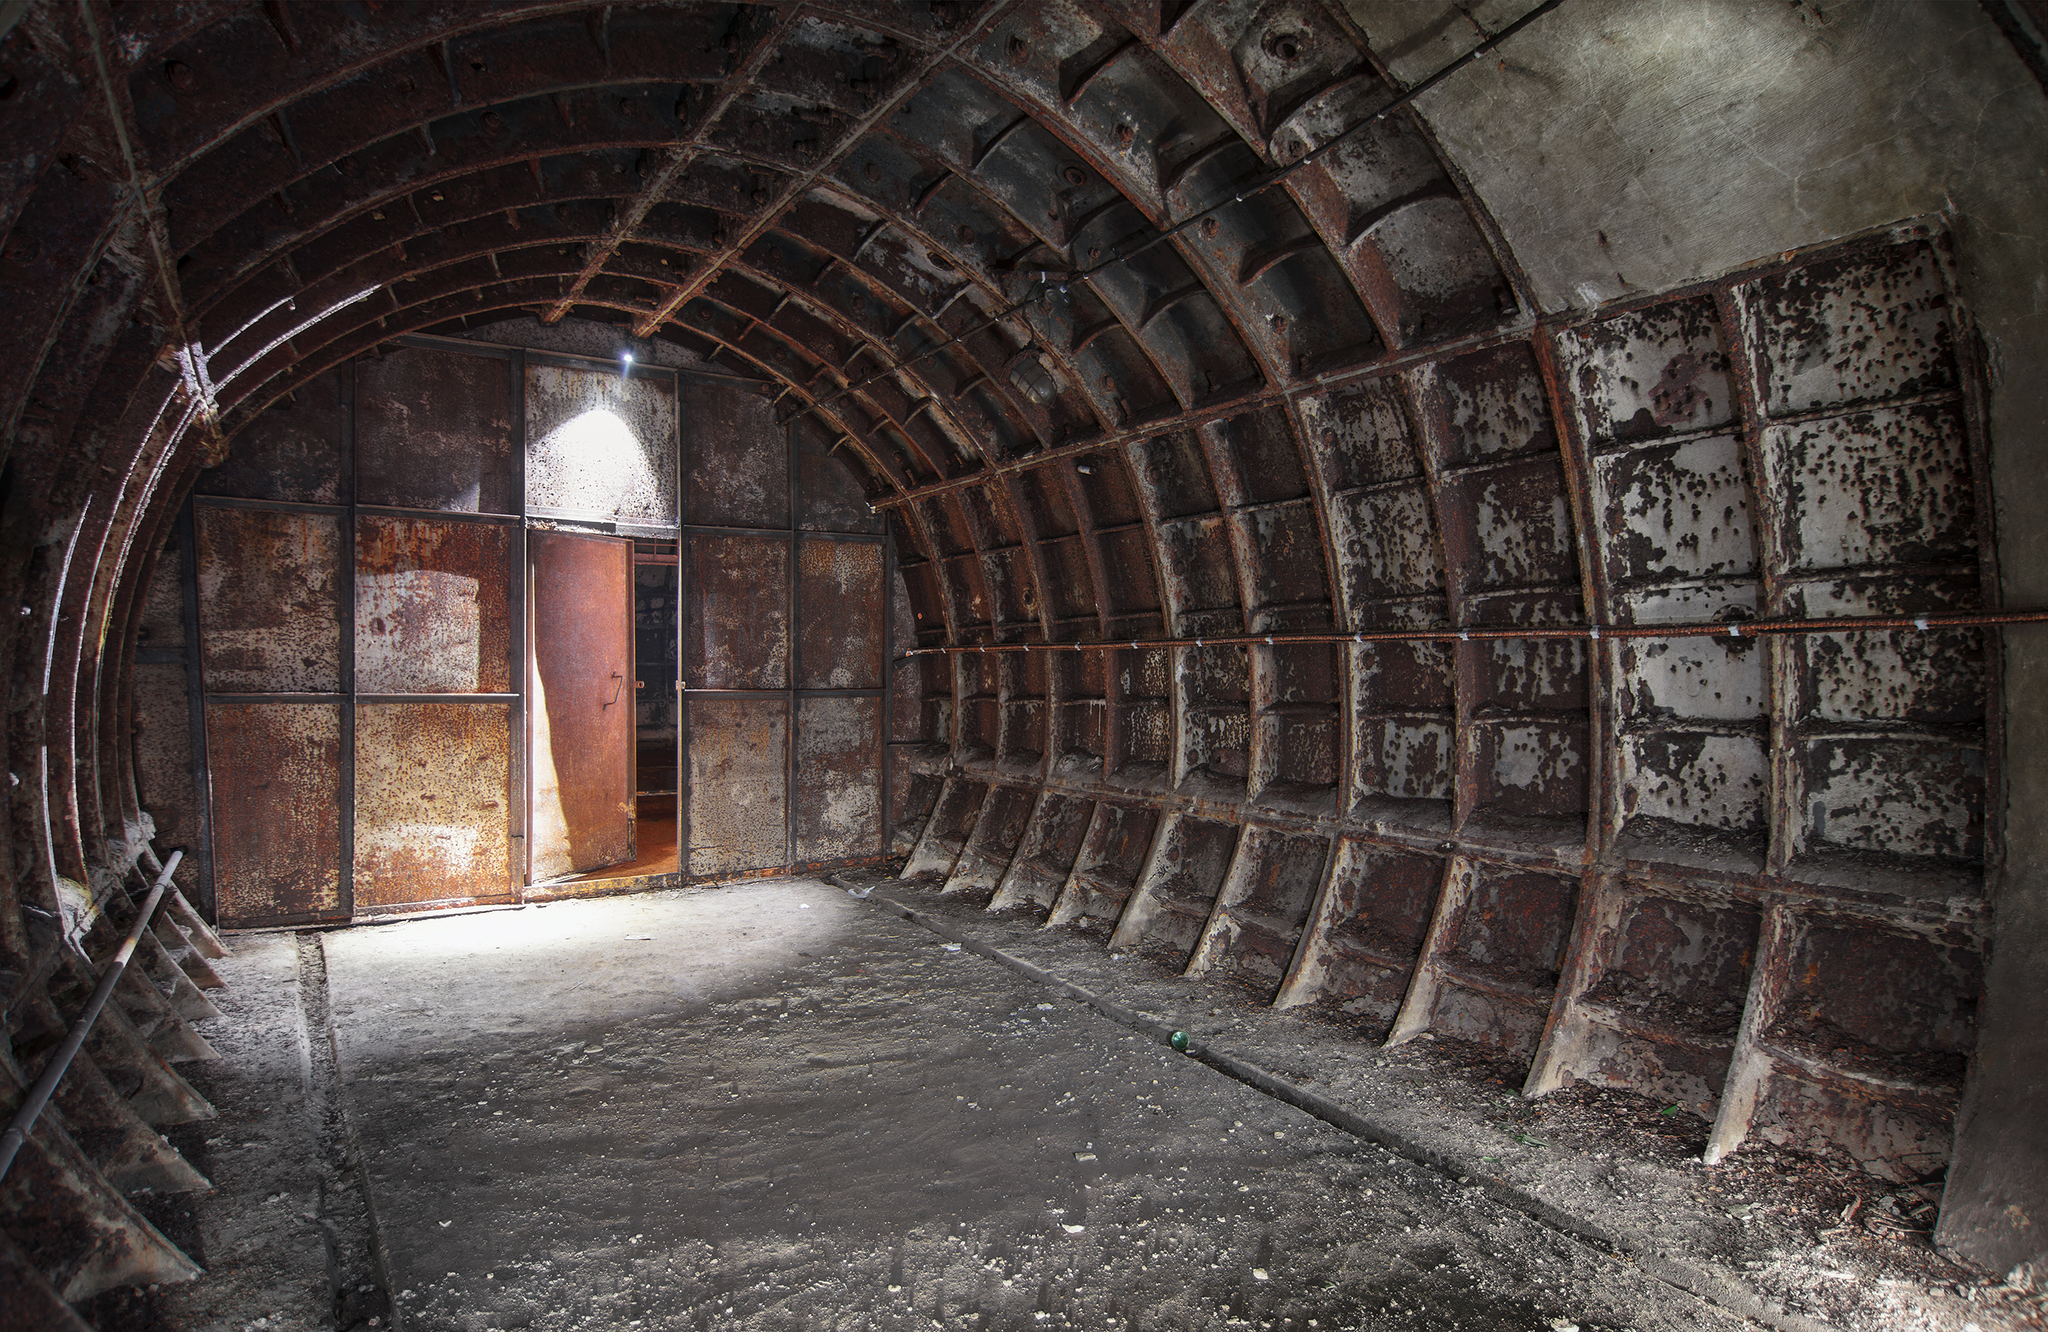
[1,0,2046,1327]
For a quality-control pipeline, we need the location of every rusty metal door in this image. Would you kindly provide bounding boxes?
[528,530,634,880]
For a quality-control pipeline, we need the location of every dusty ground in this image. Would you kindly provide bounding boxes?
[99,874,2043,1332]
[855,872,2046,1332]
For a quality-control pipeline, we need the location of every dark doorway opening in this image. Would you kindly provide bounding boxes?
[629,540,680,878]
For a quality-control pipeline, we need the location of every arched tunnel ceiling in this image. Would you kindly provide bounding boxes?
[5,0,1538,496]
[4,0,2048,1283]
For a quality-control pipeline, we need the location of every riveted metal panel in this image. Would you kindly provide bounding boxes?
[993,793,1095,911]
[1434,867,1580,1056]
[355,516,512,695]
[1617,730,1768,845]
[1584,895,1759,1043]
[1051,652,1105,776]
[356,345,515,513]
[1449,868,1580,991]
[687,534,789,690]
[138,539,185,650]
[206,702,343,926]
[353,702,512,909]
[200,362,350,504]
[794,695,881,864]
[1331,483,1443,624]
[688,698,789,879]
[1749,242,1957,415]
[1593,433,1754,585]
[1466,715,1588,824]
[944,782,1036,900]
[892,768,942,854]
[797,421,885,533]
[1553,296,1736,446]
[1796,734,1983,866]
[195,505,343,694]
[797,538,883,689]
[1438,457,1582,598]
[1759,405,1977,573]
[131,663,199,865]
[525,360,678,524]
[1058,802,1159,927]
[1424,341,1559,467]
[683,378,786,528]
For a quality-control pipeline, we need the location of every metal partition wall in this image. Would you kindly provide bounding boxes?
[678,382,892,884]
[177,334,892,925]
[184,337,527,925]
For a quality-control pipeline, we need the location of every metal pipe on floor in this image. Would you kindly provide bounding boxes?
[0,849,183,1184]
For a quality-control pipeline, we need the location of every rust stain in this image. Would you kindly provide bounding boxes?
[355,515,512,694]
[195,506,343,694]
[357,345,516,513]
[688,698,789,878]
[353,702,512,908]
[206,702,342,926]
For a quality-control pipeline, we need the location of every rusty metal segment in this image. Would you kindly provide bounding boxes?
[1748,919,1978,1175]
[1553,295,1736,447]
[891,769,943,854]
[1568,891,1760,1109]
[686,698,789,879]
[687,533,790,689]
[1283,839,1445,1035]
[794,695,881,864]
[194,505,343,693]
[1349,640,1455,825]
[991,793,1094,912]
[198,362,349,504]
[1199,827,1329,998]
[797,420,885,533]
[682,379,787,528]
[1255,641,1342,814]
[205,702,342,926]
[902,777,989,881]
[130,663,199,866]
[956,651,999,768]
[1055,802,1160,928]
[942,782,1036,901]
[1051,652,1106,777]
[529,531,633,880]
[137,540,185,650]
[797,538,883,689]
[1748,241,1957,415]
[1179,643,1251,797]
[356,345,515,513]
[355,516,512,694]
[353,702,513,909]
[997,653,1049,776]
[1109,646,1172,789]
[1122,814,1241,971]
[525,359,678,524]
[1432,866,1580,1058]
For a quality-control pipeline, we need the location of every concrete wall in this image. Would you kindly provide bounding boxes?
[1347,0,2048,1277]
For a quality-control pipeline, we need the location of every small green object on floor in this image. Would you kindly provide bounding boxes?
[1170,1030,1191,1053]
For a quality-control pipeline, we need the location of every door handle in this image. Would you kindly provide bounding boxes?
[603,671,624,707]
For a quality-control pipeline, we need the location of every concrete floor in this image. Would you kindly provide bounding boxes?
[130,878,1782,1332]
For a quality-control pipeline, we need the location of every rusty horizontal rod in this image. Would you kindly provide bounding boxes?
[900,608,2048,655]
[794,0,1569,435]
[0,850,182,1184]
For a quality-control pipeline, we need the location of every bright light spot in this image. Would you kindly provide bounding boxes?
[621,350,635,363]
